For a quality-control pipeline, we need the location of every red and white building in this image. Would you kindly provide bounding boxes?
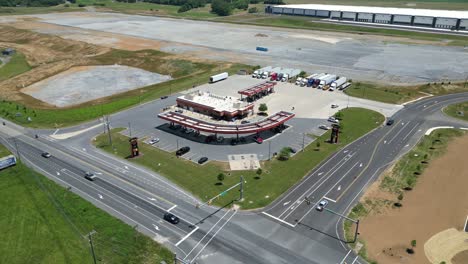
[176,91,254,120]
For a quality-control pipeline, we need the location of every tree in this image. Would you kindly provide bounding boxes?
[248,6,257,13]
[397,193,403,202]
[211,0,232,16]
[233,0,248,10]
[411,240,416,248]
[316,141,321,150]
[217,173,225,184]
[255,168,262,179]
[258,103,268,113]
[298,71,306,78]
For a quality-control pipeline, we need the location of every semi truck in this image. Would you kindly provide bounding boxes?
[310,73,327,87]
[210,72,228,83]
[270,72,278,81]
[330,77,347,91]
[252,66,272,78]
[319,74,337,89]
[276,73,284,81]
[269,67,282,81]
[302,74,315,86]
[285,69,301,82]
[295,77,303,85]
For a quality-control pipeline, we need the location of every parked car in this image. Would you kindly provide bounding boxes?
[170,124,181,130]
[253,135,263,144]
[205,135,216,143]
[386,119,395,126]
[160,95,168,99]
[241,120,250,124]
[163,213,180,224]
[316,199,329,212]
[149,138,160,144]
[289,147,297,154]
[185,128,194,134]
[198,157,208,164]
[331,104,339,108]
[84,172,97,181]
[327,117,339,124]
[41,152,51,158]
[176,146,190,156]
[319,125,330,130]
[230,138,239,145]
[216,136,224,143]
[175,109,183,114]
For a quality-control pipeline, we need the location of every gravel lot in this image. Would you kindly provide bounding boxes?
[30,12,468,84]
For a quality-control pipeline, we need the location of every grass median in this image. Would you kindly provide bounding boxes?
[94,107,384,209]
[343,128,466,263]
[443,101,468,122]
[0,145,173,264]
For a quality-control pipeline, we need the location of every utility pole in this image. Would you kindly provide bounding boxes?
[128,122,132,138]
[13,137,21,162]
[302,133,305,152]
[85,230,97,264]
[106,116,112,146]
[239,175,244,201]
[268,141,271,160]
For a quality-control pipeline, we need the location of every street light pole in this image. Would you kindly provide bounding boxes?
[268,141,271,160]
[239,175,244,201]
[302,133,305,152]
[85,230,97,264]
[323,207,360,243]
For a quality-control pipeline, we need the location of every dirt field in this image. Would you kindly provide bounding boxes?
[359,134,468,264]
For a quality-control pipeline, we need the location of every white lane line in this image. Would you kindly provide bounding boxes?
[339,250,352,264]
[56,171,60,176]
[175,226,199,247]
[188,210,238,263]
[323,196,337,203]
[183,210,232,259]
[261,212,296,228]
[283,201,291,206]
[322,161,360,199]
[278,153,355,218]
[167,204,177,212]
[52,129,60,135]
[351,256,359,264]
[402,123,420,140]
[98,194,103,199]
[387,121,411,144]
[152,224,160,231]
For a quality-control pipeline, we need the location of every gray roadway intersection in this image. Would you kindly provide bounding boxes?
[1,93,468,264]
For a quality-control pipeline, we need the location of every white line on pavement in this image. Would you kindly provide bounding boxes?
[323,196,337,203]
[351,256,359,264]
[167,205,177,212]
[339,250,352,264]
[261,212,296,228]
[175,226,199,247]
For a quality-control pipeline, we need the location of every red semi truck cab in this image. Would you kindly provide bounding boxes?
[270,72,277,81]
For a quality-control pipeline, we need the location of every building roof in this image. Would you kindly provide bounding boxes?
[177,91,252,113]
[274,4,468,19]
[158,111,295,134]
[238,82,276,97]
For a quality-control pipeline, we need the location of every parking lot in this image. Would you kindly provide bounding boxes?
[110,75,401,163]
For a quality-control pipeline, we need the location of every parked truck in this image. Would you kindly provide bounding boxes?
[270,72,278,81]
[210,72,228,83]
[276,73,284,81]
[319,74,337,90]
[330,77,347,91]
[308,73,326,87]
[252,66,272,78]
[284,69,301,82]
[295,77,303,85]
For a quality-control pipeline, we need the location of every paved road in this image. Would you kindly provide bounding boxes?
[1,93,468,264]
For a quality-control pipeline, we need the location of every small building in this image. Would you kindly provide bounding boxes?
[2,48,16,56]
[176,91,254,120]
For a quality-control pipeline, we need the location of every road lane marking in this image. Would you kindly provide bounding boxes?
[387,121,411,144]
[283,201,291,206]
[147,197,157,201]
[98,194,103,199]
[323,196,336,203]
[351,256,359,264]
[175,226,199,246]
[339,250,352,264]
[261,212,296,228]
[52,129,59,135]
[167,205,177,212]
[56,172,60,176]
[402,123,420,140]
[152,224,159,231]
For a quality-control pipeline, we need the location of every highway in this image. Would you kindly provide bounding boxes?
[1,92,468,264]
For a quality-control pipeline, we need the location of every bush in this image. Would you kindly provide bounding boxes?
[298,71,306,77]
[277,147,291,161]
[233,0,248,9]
[217,173,225,183]
[249,0,260,3]
[178,3,191,12]
[211,0,232,16]
[258,103,268,113]
[78,3,86,7]
[247,6,257,13]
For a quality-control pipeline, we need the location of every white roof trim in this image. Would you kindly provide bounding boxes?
[274,4,468,19]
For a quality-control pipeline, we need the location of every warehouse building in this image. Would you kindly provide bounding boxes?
[266,4,468,31]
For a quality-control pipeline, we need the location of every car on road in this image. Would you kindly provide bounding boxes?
[84,172,97,181]
[160,95,168,99]
[41,152,51,158]
[331,104,339,108]
[176,146,190,156]
[163,213,180,224]
[386,119,395,126]
[316,199,329,212]
[327,117,339,124]
[149,138,160,144]
[198,157,208,164]
[319,125,331,130]
[253,135,263,144]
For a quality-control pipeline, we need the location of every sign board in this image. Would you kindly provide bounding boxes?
[0,155,17,170]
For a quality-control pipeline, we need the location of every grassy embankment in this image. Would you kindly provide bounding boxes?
[94,108,384,209]
[0,52,31,81]
[0,143,173,264]
[0,5,82,15]
[0,49,250,128]
[443,101,468,122]
[344,82,468,104]
[343,128,466,263]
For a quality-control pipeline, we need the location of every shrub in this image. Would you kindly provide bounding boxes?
[277,147,291,161]
[258,103,268,112]
[78,3,86,7]
[248,6,257,13]
[217,173,225,183]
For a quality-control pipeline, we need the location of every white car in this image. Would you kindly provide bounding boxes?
[316,199,329,212]
[331,104,339,108]
[319,125,330,130]
[328,117,339,123]
[149,138,160,144]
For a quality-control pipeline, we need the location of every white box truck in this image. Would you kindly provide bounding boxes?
[210,72,228,83]
[330,77,347,91]
[318,74,337,89]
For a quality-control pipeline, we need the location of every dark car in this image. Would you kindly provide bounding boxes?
[84,172,97,181]
[41,152,51,158]
[230,138,239,145]
[163,213,180,224]
[205,135,216,143]
[160,95,168,99]
[198,157,208,164]
[241,120,250,124]
[386,119,395,126]
[289,147,297,154]
[176,146,190,156]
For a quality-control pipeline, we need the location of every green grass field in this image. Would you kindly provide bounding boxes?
[0,52,31,81]
[0,146,173,264]
[283,0,468,10]
[343,128,466,262]
[0,5,83,15]
[94,107,384,209]
[345,82,468,104]
[443,102,468,122]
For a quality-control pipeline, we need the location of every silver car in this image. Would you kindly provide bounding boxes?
[316,199,329,212]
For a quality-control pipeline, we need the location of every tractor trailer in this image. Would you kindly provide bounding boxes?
[210,72,228,83]
[330,77,347,91]
[252,66,272,78]
[319,75,337,90]
[311,73,327,87]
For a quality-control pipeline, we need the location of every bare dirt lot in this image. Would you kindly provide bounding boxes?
[359,134,468,264]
